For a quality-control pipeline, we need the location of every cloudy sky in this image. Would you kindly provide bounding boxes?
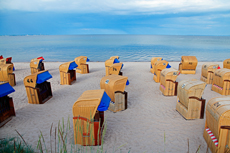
[0,0,230,35]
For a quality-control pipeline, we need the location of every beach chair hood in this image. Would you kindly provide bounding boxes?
[72,89,110,120]
[74,56,88,66]
[59,61,78,73]
[24,70,52,88]
[100,75,128,102]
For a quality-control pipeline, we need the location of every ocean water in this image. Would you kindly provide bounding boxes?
[0,35,229,62]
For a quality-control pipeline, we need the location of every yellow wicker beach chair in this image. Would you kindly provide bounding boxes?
[30,57,45,74]
[72,89,110,146]
[0,64,15,86]
[74,56,89,74]
[153,60,169,83]
[105,56,123,76]
[200,63,220,84]
[159,68,179,96]
[203,96,230,153]
[24,70,52,104]
[211,68,230,95]
[179,56,198,74]
[0,82,15,127]
[150,57,162,74]
[176,79,206,119]
[223,59,230,69]
[100,75,128,112]
[59,61,77,85]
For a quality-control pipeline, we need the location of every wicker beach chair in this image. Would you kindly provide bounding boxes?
[153,60,170,83]
[159,68,179,96]
[0,82,15,127]
[203,96,230,153]
[30,57,45,74]
[74,56,89,74]
[59,61,77,85]
[200,63,220,84]
[179,56,198,74]
[176,79,206,119]
[100,75,129,112]
[0,63,15,86]
[150,57,162,74]
[72,89,110,146]
[105,56,123,76]
[223,59,230,69]
[24,70,52,104]
[211,68,230,95]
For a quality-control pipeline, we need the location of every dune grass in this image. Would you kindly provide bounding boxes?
[0,131,34,153]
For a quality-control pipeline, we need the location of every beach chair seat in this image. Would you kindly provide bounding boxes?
[179,56,198,74]
[59,61,77,85]
[24,70,52,104]
[203,96,230,153]
[0,64,16,86]
[72,89,110,146]
[150,57,162,74]
[176,79,206,119]
[74,56,89,74]
[153,60,170,83]
[223,59,230,69]
[159,68,179,96]
[211,68,230,95]
[0,82,15,127]
[100,75,129,112]
[30,57,45,74]
[200,63,220,84]
[105,56,123,76]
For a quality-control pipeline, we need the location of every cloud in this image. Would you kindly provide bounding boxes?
[0,0,230,14]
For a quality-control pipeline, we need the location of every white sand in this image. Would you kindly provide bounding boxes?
[0,62,223,153]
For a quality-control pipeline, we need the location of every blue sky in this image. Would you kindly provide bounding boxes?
[0,0,230,35]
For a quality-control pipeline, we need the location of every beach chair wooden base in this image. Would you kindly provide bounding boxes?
[0,96,15,127]
[76,64,89,74]
[108,91,127,113]
[73,111,104,146]
[212,82,230,95]
[179,69,196,74]
[60,70,76,85]
[25,82,52,104]
[160,81,178,96]
[176,97,205,120]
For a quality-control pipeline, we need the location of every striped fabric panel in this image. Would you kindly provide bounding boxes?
[206,128,218,147]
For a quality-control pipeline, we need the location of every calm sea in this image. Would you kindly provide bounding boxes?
[0,35,229,62]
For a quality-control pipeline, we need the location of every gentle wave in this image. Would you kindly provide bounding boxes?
[0,35,229,62]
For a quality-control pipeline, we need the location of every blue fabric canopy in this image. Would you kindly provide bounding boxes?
[113,58,120,63]
[166,64,171,68]
[97,92,111,111]
[69,62,78,70]
[87,58,90,62]
[126,80,129,85]
[36,71,52,84]
[0,83,15,97]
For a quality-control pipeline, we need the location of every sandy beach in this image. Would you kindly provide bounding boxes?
[0,61,223,153]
